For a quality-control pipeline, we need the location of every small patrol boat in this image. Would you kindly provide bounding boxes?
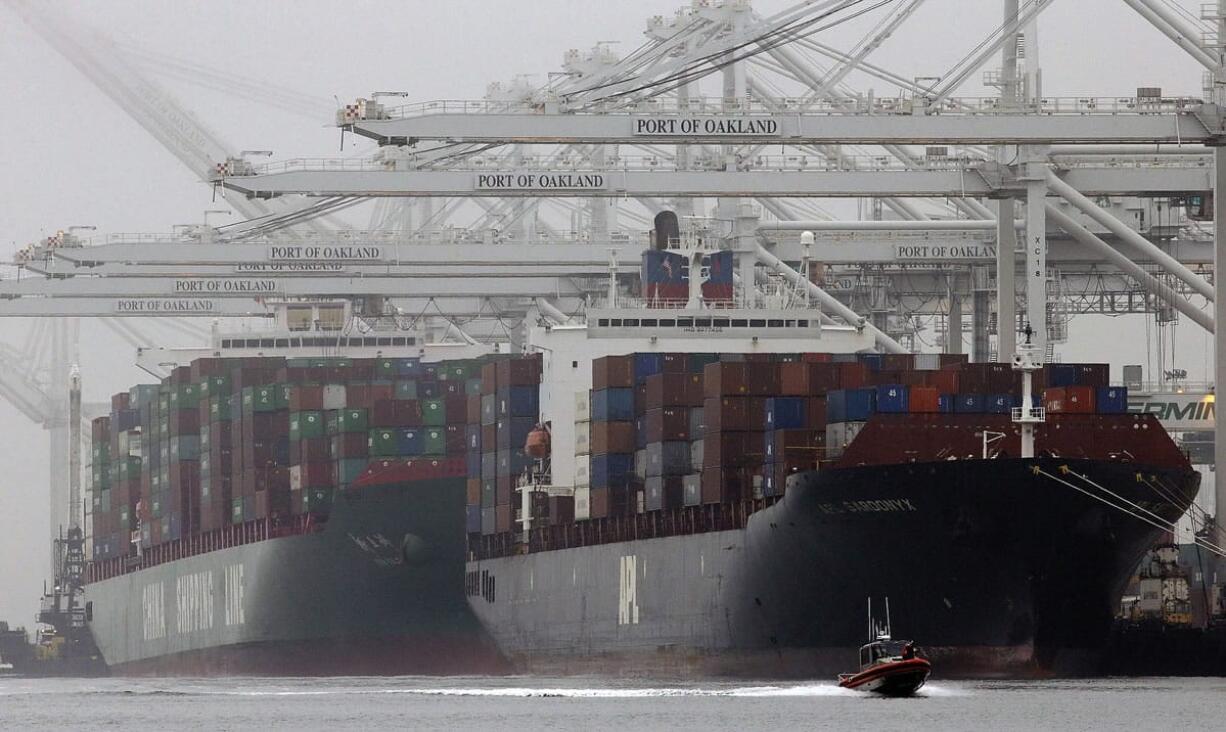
[838,598,931,697]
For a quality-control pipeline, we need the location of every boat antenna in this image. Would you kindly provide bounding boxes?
[885,596,892,640]
[867,597,872,641]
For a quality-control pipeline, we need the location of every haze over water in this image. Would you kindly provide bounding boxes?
[1,676,1221,730]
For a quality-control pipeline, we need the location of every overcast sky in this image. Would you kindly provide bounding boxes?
[0,0,1217,625]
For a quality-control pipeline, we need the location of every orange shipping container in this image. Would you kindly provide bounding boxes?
[1063,385,1096,414]
[908,387,941,413]
[1043,387,1066,413]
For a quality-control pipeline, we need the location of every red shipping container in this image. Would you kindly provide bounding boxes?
[592,421,635,455]
[882,354,913,371]
[481,362,499,393]
[928,370,959,395]
[290,461,332,490]
[593,355,634,390]
[254,487,292,518]
[1064,386,1096,413]
[394,400,424,427]
[111,392,131,412]
[498,355,542,387]
[645,407,690,442]
[806,396,828,428]
[644,373,694,408]
[288,385,325,411]
[289,437,331,465]
[466,478,481,506]
[1043,387,1066,413]
[839,362,868,389]
[346,384,373,409]
[802,353,833,363]
[445,394,468,424]
[495,504,512,533]
[332,432,369,460]
[444,424,467,454]
[704,432,757,467]
[168,409,200,437]
[660,353,689,373]
[467,395,482,424]
[704,397,751,432]
[908,387,941,413]
[700,466,747,504]
[745,363,780,396]
[496,475,512,505]
[703,362,750,397]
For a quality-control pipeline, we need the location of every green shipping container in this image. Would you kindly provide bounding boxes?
[394,380,418,400]
[336,458,367,486]
[301,487,334,513]
[336,408,369,433]
[198,375,232,398]
[376,359,399,377]
[422,428,446,455]
[168,384,201,410]
[243,386,280,413]
[438,364,471,382]
[231,498,244,523]
[290,411,326,440]
[421,399,446,426]
[369,429,401,457]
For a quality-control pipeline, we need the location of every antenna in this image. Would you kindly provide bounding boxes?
[867,597,873,642]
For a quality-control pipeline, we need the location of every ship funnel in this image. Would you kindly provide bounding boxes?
[652,211,680,251]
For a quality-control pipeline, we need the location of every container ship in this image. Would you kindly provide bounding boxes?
[437,226,1201,679]
[82,323,515,675]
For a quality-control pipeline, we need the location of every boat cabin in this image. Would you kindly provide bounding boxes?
[859,639,918,669]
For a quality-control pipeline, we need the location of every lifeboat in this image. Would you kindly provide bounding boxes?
[524,423,550,458]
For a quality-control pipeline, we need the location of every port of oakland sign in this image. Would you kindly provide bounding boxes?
[475,173,606,191]
[266,245,383,261]
[894,243,997,261]
[237,263,344,273]
[173,279,278,294]
[115,299,218,313]
[633,117,780,136]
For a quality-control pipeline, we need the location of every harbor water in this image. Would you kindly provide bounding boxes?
[1,676,1222,730]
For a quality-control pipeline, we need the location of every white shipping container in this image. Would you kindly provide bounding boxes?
[323,384,347,410]
[690,439,705,471]
[825,421,867,457]
[574,484,591,520]
[574,457,591,486]
[574,421,591,455]
[574,391,591,422]
[634,449,648,480]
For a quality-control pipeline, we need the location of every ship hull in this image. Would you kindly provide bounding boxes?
[465,458,1198,678]
[86,478,507,676]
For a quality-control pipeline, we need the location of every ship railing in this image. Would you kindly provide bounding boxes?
[478,498,781,560]
[85,514,324,582]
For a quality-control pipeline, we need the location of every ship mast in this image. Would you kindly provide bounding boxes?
[1012,327,1045,459]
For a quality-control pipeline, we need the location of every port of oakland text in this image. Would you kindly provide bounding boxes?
[894,244,996,261]
[116,299,217,313]
[173,279,277,293]
[266,245,382,261]
[633,117,780,136]
[475,173,606,191]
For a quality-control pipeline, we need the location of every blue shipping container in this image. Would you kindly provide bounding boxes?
[504,386,539,417]
[954,394,984,414]
[828,389,876,423]
[466,505,482,534]
[634,353,664,383]
[1047,364,1079,387]
[396,429,424,454]
[592,388,634,421]
[875,385,910,414]
[938,394,955,413]
[985,394,1012,414]
[859,353,884,371]
[466,451,481,477]
[635,415,648,450]
[765,397,807,429]
[592,453,635,487]
[1096,386,1129,414]
[466,424,481,452]
[396,358,423,378]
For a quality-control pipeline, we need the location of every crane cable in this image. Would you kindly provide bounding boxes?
[567,0,901,105]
